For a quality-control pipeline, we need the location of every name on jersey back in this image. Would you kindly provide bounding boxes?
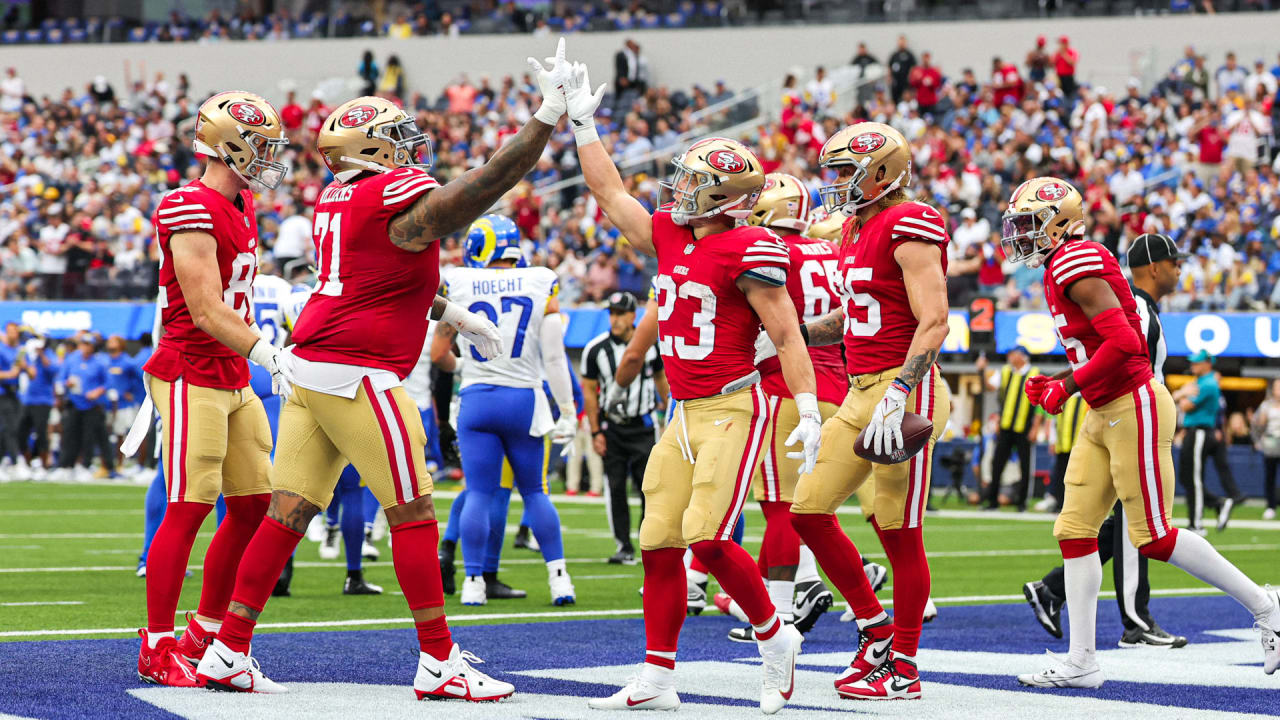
[318,185,355,204]
[470,276,525,295]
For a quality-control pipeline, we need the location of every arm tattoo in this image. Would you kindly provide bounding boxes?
[898,349,938,388]
[266,490,320,534]
[227,601,261,622]
[388,119,555,251]
[804,308,846,347]
[430,295,448,320]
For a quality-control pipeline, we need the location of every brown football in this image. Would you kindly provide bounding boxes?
[854,412,934,464]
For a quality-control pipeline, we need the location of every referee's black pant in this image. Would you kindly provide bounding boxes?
[1043,502,1155,633]
[1178,426,1243,530]
[1046,451,1069,507]
[59,405,114,471]
[602,421,654,554]
[984,428,1032,510]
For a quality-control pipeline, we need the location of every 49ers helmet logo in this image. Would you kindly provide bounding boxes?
[338,104,378,128]
[228,102,266,126]
[707,150,747,173]
[1035,182,1069,202]
[848,132,887,153]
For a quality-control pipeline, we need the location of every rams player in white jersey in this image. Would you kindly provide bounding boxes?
[432,214,576,606]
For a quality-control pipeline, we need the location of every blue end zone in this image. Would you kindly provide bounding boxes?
[0,596,1273,719]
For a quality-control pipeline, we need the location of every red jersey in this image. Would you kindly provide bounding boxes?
[651,210,790,401]
[759,236,847,405]
[1044,239,1152,407]
[290,167,440,379]
[836,201,950,375]
[144,180,256,390]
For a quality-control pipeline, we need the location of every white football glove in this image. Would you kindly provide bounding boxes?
[550,414,578,446]
[753,329,777,365]
[440,300,504,360]
[248,339,294,401]
[863,379,909,458]
[528,36,570,125]
[563,61,607,146]
[602,381,629,423]
[784,392,823,476]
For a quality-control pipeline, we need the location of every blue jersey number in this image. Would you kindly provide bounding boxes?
[255,301,281,347]
[466,296,533,361]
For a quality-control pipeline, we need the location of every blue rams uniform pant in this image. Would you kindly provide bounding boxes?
[457,385,564,577]
[323,465,368,572]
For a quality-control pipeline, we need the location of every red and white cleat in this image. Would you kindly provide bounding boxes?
[195,639,288,693]
[137,629,202,687]
[175,612,214,665]
[838,656,922,700]
[414,644,514,702]
[713,592,749,622]
[587,672,680,711]
[759,623,803,714]
[834,616,894,687]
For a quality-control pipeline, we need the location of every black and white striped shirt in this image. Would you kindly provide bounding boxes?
[1132,287,1166,383]
[581,332,662,422]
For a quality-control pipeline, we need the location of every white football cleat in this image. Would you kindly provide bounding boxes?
[318,526,340,560]
[195,639,288,693]
[587,672,680,711]
[305,514,326,542]
[549,568,576,606]
[1017,651,1103,689]
[923,597,938,623]
[1257,585,1280,675]
[414,644,514,702]
[759,623,802,714]
[460,575,487,606]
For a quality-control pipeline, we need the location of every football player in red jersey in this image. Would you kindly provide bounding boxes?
[133,91,294,687]
[791,122,952,701]
[195,40,575,698]
[1001,177,1280,688]
[563,67,819,714]
[712,174,840,641]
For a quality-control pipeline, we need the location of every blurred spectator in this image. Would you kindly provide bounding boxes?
[280,90,304,133]
[615,38,648,96]
[1253,379,1280,520]
[357,50,379,96]
[805,67,835,114]
[388,14,413,39]
[380,55,405,98]
[888,35,916,103]
[1245,59,1278,101]
[1053,36,1079,99]
[583,251,618,302]
[1,67,23,113]
[990,56,1024,106]
[1026,36,1049,85]
[909,52,943,116]
[1216,52,1247,96]
[1223,100,1268,175]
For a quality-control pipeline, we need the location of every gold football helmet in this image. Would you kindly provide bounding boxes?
[1001,176,1086,268]
[193,91,289,190]
[745,173,811,233]
[319,97,433,183]
[804,208,845,242]
[818,122,912,216]
[661,137,765,226]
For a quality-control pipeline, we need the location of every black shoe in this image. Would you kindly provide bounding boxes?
[1216,497,1236,532]
[513,525,539,552]
[343,571,383,595]
[727,619,795,643]
[686,580,707,616]
[1119,621,1188,648]
[608,549,637,565]
[439,554,456,596]
[1023,580,1063,639]
[485,577,528,599]
[793,580,834,634]
[862,560,888,593]
[272,556,294,597]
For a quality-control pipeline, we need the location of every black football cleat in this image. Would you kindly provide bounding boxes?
[343,571,383,595]
[272,556,294,597]
[607,549,637,565]
[1119,622,1188,648]
[439,544,457,597]
[1024,580,1064,639]
[485,577,528,599]
[793,580,835,634]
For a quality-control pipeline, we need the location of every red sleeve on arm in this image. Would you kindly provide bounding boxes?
[1072,307,1146,389]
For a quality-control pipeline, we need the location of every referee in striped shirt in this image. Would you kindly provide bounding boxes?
[1024,232,1187,647]
[581,292,668,565]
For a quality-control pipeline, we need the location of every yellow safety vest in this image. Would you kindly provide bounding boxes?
[999,365,1039,433]
[1056,395,1089,454]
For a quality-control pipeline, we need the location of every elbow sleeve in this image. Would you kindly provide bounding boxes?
[540,314,573,410]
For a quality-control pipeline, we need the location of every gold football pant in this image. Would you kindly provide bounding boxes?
[639,385,771,551]
[1054,380,1176,548]
[272,379,431,510]
[792,365,950,530]
[753,397,840,503]
[148,377,272,504]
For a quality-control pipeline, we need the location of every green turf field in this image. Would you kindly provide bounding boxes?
[1,480,1277,642]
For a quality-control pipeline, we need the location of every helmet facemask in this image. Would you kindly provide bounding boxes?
[200,126,290,191]
[818,159,870,216]
[661,157,757,227]
[1001,206,1059,268]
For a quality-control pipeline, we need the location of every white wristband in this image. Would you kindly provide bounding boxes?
[794,392,819,418]
[438,299,465,329]
[572,121,600,146]
[534,103,562,126]
[247,338,275,369]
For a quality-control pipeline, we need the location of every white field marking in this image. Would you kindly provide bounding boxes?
[81,548,137,555]
[0,600,83,607]
[0,533,150,539]
[0,545,41,550]
[574,573,638,580]
[0,508,143,516]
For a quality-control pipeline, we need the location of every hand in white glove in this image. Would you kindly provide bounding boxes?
[863,379,909,458]
[753,328,777,365]
[563,60,607,145]
[248,339,294,401]
[528,36,570,125]
[784,393,823,476]
[602,382,629,423]
[550,414,578,446]
[440,300,505,360]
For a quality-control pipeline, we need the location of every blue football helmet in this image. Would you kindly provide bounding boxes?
[464,214,525,268]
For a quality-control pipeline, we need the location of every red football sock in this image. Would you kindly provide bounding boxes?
[219,517,303,653]
[416,616,453,661]
[880,525,930,657]
[391,520,446,612]
[759,501,800,571]
[688,553,710,576]
[196,493,269,621]
[690,539,775,626]
[791,512,883,620]
[756,539,769,577]
[145,501,213,633]
[869,514,887,547]
[642,547,685,668]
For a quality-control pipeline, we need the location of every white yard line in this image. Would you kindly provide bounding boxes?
[0,600,83,607]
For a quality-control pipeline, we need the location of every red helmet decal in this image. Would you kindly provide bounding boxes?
[227,102,266,126]
[338,104,378,128]
[1035,181,1069,202]
[847,132,887,153]
[762,176,777,191]
[707,149,747,173]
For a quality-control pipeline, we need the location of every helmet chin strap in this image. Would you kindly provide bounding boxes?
[335,156,393,182]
